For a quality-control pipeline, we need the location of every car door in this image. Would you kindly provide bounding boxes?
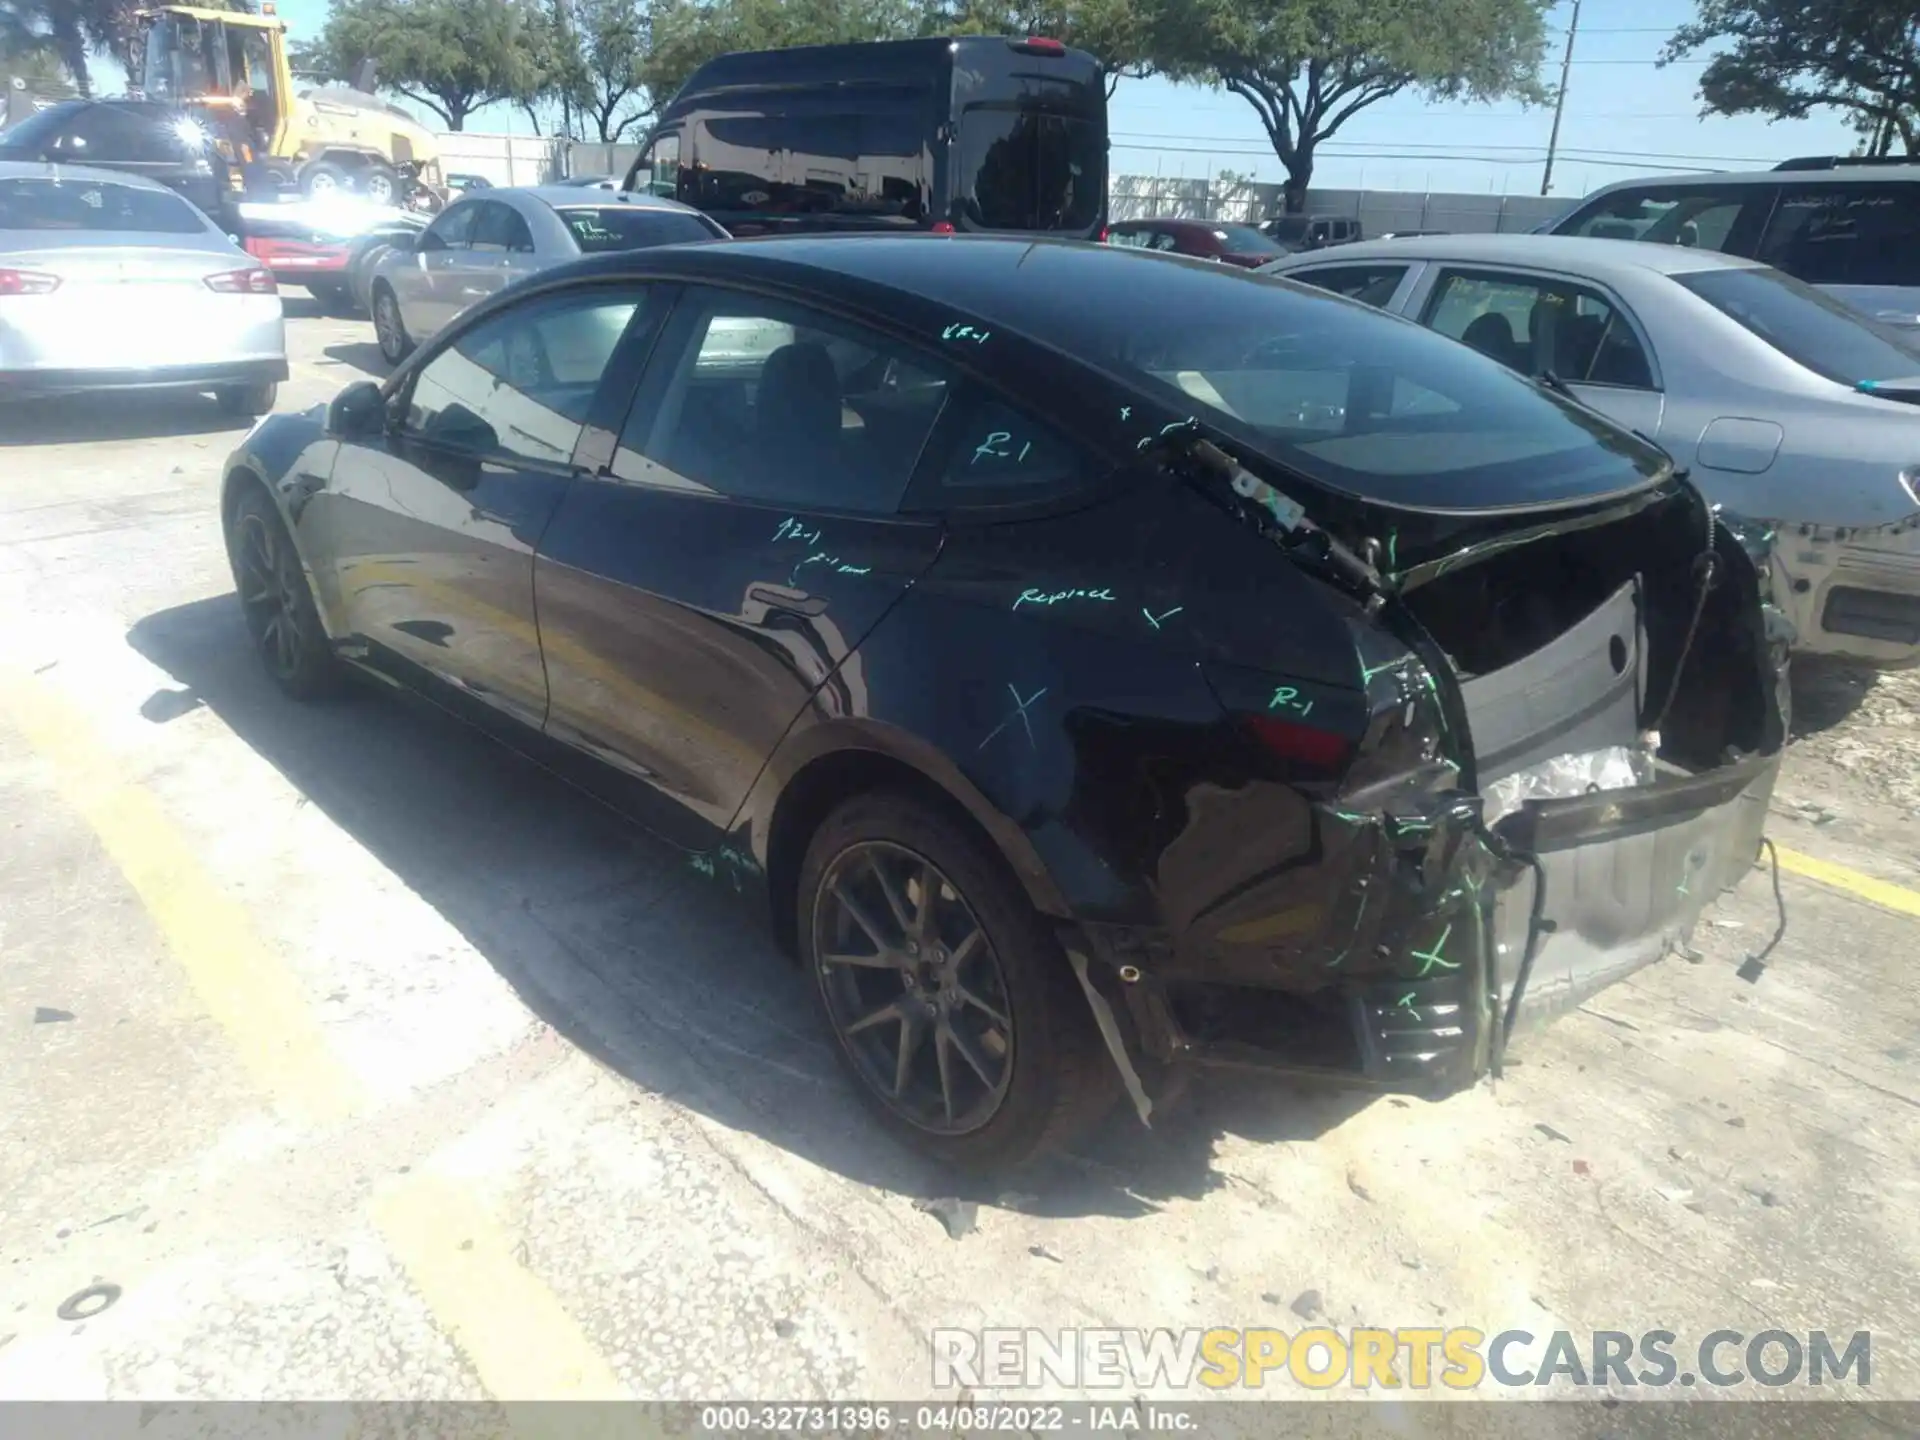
[322,282,652,734]
[1416,266,1665,437]
[532,283,957,849]
[451,199,539,314]
[400,199,480,338]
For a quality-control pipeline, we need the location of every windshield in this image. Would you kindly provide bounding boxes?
[0,101,82,149]
[1212,223,1288,255]
[956,107,1104,234]
[556,206,721,252]
[1678,266,1920,386]
[969,251,1662,509]
[142,14,227,102]
[0,176,209,233]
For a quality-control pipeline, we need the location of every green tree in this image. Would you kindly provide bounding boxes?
[298,0,549,130]
[561,0,660,141]
[932,0,1156,95]
[646,0,924,105]
[1150,0,1550,212]
[1664,0,1920,155]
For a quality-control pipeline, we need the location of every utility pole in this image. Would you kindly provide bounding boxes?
[1540,0,1581,196]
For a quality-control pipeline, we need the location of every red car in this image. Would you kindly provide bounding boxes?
[1106,217,1294,267]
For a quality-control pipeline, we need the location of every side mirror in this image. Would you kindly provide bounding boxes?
[327,380,386,438]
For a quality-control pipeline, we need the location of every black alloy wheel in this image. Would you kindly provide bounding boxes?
[799,794,1116,1169]
[228,489,342,700]
[814,839,1017,1134]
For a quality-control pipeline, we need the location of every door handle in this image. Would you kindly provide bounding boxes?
[748,583,827,616]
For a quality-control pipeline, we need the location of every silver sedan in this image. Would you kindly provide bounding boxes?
[1262,233,1920,668]
[368,187,724,364]
[0,160,286,414]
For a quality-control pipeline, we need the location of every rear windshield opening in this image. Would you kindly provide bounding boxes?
[555,205,722,253]
[1678,266,1920,388]
[1211,223,1289,256]
[957,106,1103,232]
[0,177,208,234]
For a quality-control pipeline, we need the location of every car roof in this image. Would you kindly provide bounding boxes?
[1266,232,1768,281]
[0,157,178,192]
[487,185,703,215]
[1583,164,1920,193]
[539,232,1308,341]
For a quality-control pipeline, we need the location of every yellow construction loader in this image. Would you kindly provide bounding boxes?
[134,3,445,207]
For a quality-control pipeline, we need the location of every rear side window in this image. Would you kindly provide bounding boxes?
[0,176,207,233]
[1756,183,1920,288]
[470,201,534,254]
[689,104,927,225]
[1288,264,1409,308]
[933,396,1086,500]
[1425,270,1654,388]
[555,206,720,252]
[956,107,1102,232]
[1557,185,1758,253]
[1212,223,1288,256]
[1679,267,1920,386]
[613,286,953,511]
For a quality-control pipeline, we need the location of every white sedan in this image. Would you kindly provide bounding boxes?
[0,160,286,414]
[1262,233,1920,668]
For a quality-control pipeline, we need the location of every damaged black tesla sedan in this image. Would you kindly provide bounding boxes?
[219,235,1790,1167]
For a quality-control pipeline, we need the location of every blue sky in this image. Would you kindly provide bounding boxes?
[263,0,1860,199]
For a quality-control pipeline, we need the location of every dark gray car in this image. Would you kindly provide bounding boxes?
[368,186,725,363]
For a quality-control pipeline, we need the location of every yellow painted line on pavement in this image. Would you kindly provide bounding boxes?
[371,1170,628,1401]
[0,665,363,1125]
[1775,845,1920,922]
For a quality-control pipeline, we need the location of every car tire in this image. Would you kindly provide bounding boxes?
[300,160,352,198]
[797,792,1116,1171]
[216,381,277,416]
[360,163,400,207]
[225,485,345,701]
[373,282,412,365]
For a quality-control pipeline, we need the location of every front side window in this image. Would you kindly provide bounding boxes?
[421,202,478,251]
[1557,185,1754,253]
[1679,266,1920,387]
[0,176,208,234]
[956,106,1102,232]
[614,287,952,510]
[1288,264,1409,308]
[1756,184,1920,288]
[1425,270,1654,389]
[405,290,642,467]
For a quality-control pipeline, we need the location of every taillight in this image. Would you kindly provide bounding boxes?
[1098,226,1109,242]
[930,221,956,235]
[1239,713,1354,773]
[206,268,278,295]
[0,269,60,296]
[1010,35,1066,54]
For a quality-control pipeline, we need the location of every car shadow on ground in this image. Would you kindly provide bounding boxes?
[0,393,254,447]
[127,594,1374,1221]
[1788,656,1879,738]
[322,342,391,379]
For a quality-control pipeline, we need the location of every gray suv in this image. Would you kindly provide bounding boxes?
[1550,157,1920,327]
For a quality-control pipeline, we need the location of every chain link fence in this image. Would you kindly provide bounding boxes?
[1110,174,1574,235]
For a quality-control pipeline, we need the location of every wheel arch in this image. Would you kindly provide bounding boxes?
[753,724,1071,963]
[221,462,347,640]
